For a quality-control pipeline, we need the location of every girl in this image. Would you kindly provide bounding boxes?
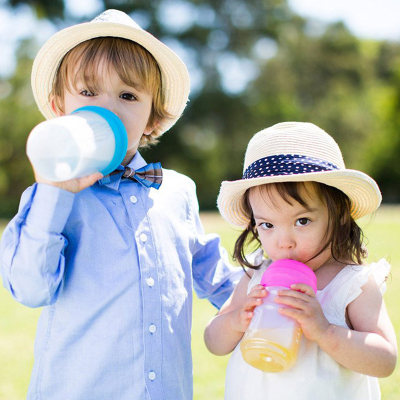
[204,122,397,399]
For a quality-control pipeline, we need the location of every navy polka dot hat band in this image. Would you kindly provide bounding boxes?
[217,122,382,227]
[243,154,339,180]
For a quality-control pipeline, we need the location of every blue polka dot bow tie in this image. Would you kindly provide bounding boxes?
[115,162,163,189]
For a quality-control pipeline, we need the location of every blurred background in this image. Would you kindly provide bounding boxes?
[1,1,400,399]
[1,0,400,216]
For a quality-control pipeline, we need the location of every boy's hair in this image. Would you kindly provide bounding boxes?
[233,181,367,270]
[50,37,172,147]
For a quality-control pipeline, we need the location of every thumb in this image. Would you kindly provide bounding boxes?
[77,172,103,190]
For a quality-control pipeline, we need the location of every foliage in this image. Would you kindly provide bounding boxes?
[9,0,64,18]
[0,0,400,216]
[367,42,400,202]
[0,40,42,216]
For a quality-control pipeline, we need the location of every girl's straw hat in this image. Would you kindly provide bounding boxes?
[31,9,190,134]
[217,122,382,227]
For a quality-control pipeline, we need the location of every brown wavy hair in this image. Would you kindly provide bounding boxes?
[50,37,172,147]
[233,181,367,271]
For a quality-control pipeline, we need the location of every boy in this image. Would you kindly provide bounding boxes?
[0,9,239,400]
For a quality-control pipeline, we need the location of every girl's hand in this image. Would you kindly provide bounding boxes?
[34,170,103,193]
[275,283,330,343]
[230,284,268,334]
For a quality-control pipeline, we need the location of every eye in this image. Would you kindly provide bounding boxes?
[296,217,310,226]
[259,222,274,230]
[80,89,95,97]
[120,92,137,101]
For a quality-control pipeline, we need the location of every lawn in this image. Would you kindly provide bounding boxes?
[0,206,399,399]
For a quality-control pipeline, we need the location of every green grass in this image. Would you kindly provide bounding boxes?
[0,230,39,400]
[1,207,399,399]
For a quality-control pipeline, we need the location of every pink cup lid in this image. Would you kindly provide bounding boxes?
[260,259,317,292]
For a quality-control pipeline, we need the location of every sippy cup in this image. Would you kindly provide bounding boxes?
[240,259,317,372]
[26,106,128,181]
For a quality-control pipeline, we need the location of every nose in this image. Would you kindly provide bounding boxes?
[92,95,118,116]
[276,229,295,250]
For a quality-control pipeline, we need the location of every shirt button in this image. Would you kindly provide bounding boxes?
[149,324,157,334]
[129,195,137,204]
[148,371,156,381]
[140,233,147,242]
[146,277,154,287]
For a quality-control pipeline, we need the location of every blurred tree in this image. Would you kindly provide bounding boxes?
[1,0,399,217]
[7,0,65,18]
[250,22,375,163]
[0,39,42,216]
[139,0,302,208]
[365,41,400,202]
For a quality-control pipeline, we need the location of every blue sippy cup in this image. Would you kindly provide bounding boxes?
[26,106,128,181]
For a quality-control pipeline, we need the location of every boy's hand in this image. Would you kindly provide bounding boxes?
[34,170,103,193]
[275,284,330,343]
[230,284,268,334]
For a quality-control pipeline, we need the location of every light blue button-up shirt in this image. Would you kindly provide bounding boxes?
[0,152,240,400]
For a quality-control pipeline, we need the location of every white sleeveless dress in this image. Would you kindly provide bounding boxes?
[225,254,390,400]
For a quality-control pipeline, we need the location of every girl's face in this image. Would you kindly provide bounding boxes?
[56,58,154,165]
[248,182,332,271]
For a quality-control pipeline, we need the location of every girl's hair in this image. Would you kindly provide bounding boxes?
[233,181,367,270]
[50,37,172,147]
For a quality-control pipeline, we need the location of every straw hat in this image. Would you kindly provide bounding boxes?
[31,9,190,134]
[217,122,382,227]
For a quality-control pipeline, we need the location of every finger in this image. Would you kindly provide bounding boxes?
[249,284,267,293]
[276,288,311,302]
[243,310,254,321]
[248,286,268,299]
[278,307,304,320]
[243,297,263,311]
[290,283,316,296]
[237,309,255,331]
[77,172,103,190]
[275,294,308,310]
[32,168,56,185]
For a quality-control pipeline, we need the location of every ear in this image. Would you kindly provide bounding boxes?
[143,127,152,136]
[50,96,64,117]
[143,119,160,136]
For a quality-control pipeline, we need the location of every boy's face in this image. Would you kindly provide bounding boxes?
[57,59,154,165]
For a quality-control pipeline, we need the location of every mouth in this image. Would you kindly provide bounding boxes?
[274,256,298,262]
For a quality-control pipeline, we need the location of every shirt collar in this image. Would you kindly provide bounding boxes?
[97,152,147,190]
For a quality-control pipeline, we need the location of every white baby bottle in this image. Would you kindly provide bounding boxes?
[240,259,317,372]
[26,106,128,181]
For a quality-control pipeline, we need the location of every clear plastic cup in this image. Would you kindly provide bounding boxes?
[26,106,128,181]
[240,259,317,372]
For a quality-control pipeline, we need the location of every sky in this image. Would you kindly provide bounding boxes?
[1,0,400,78]
[288,0,400,41]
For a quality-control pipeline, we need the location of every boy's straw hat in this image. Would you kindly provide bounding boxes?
[31,9,190,134]
[217,122,382,227]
